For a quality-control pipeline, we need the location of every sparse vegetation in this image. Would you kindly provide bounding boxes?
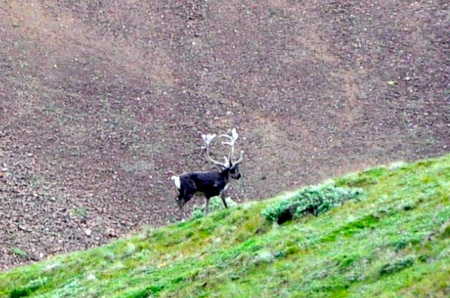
[191,196,238,219]
[11,248,27,259]
[0,154,449,297]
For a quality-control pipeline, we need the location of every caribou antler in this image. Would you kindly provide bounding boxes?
[202,128,243,168]
[201,133,230,167]
[219,128,244,165]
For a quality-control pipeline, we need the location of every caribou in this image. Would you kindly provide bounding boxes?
[171,128,244,215]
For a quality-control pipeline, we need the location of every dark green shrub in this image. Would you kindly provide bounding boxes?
[10,288,31,298]
[9,277,48,298]
[262,185,364,224]
[379,256,415,276]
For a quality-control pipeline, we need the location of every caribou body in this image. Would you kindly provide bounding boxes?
[171,129,244,215]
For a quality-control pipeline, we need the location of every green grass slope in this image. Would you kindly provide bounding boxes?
[1,154,449,297]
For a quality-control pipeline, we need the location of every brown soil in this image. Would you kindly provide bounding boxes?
[0,0,449,270]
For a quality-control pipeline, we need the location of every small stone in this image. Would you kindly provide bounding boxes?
[253,251,274,264]
[107,229,117,237]
[125,243,136,256]
[85,229,92,236]
[45,262,62,272]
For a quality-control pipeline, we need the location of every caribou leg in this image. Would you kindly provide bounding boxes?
[220,191,228,209]
[205,197,211,215]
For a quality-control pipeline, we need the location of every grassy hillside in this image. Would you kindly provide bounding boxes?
[1,154,449,297]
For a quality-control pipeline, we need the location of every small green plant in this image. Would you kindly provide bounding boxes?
[9,277,48,298]
[438,221,450,239]
[12,247,27,258]
[71,208,88,218]
[262,185,364,224]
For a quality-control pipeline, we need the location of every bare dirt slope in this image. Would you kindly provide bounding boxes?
[0,0,448,269]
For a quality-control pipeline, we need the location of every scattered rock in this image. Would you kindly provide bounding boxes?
[253,251,275,265]
[107,229,118,238]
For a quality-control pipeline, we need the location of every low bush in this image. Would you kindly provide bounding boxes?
[379,256,415,276]
[262,185,364,224]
